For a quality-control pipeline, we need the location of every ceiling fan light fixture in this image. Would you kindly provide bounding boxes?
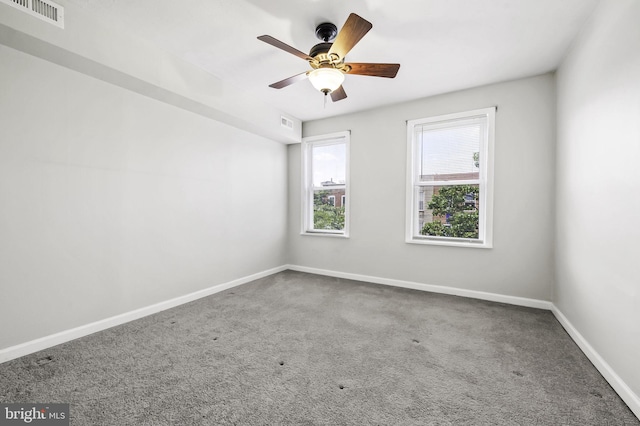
[259,13,398,102]
[308,68,345,94]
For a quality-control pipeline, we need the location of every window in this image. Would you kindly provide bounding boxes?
[406,107,495,248]
[302,131,350,236]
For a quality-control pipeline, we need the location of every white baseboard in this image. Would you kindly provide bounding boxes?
[0,265,288,364]
[286,264,553,310]
[551,305,640,419]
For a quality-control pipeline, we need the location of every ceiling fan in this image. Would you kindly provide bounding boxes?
[257,13,400,102]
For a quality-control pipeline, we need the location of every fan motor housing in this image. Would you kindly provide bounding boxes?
[309,42,332,59]
[309,42,350,73]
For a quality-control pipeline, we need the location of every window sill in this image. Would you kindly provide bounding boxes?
[406,237,491,249]
[301,231,349,238]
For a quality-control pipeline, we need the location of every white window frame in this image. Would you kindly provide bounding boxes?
[301,131,350,237]
[405,107,495,248]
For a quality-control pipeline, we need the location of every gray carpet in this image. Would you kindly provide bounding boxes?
[0,271,637,425]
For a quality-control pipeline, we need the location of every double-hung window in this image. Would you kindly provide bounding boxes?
[406,107,495,248]
[302,131,350,237]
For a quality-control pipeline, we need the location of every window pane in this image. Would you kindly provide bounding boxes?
[313,189,345,231]
[312,143,346,187]
[419,120,481,182]
[418,184,480,239]
[407,108,494,247]
[303,132,349,236]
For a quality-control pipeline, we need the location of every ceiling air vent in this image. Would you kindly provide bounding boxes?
[1,0,64,28]
[281,116,294,131]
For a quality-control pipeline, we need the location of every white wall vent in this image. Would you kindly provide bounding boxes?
[281,116,294,131]
[1,0,64,28]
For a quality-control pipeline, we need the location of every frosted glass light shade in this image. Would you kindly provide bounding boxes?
[308,68,345,93]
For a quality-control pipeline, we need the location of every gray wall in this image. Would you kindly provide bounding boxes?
[556,0,640,398]
[0,44,288,349]
[289,74,556,301]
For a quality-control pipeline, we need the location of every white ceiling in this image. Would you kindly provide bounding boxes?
[65,0,598,122]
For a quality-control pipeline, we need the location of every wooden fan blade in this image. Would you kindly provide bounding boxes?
[331,85,347,102]
[328,13,372,60]
[269,71,309,89]
[345,63,400,78]
[258,35,313,61]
